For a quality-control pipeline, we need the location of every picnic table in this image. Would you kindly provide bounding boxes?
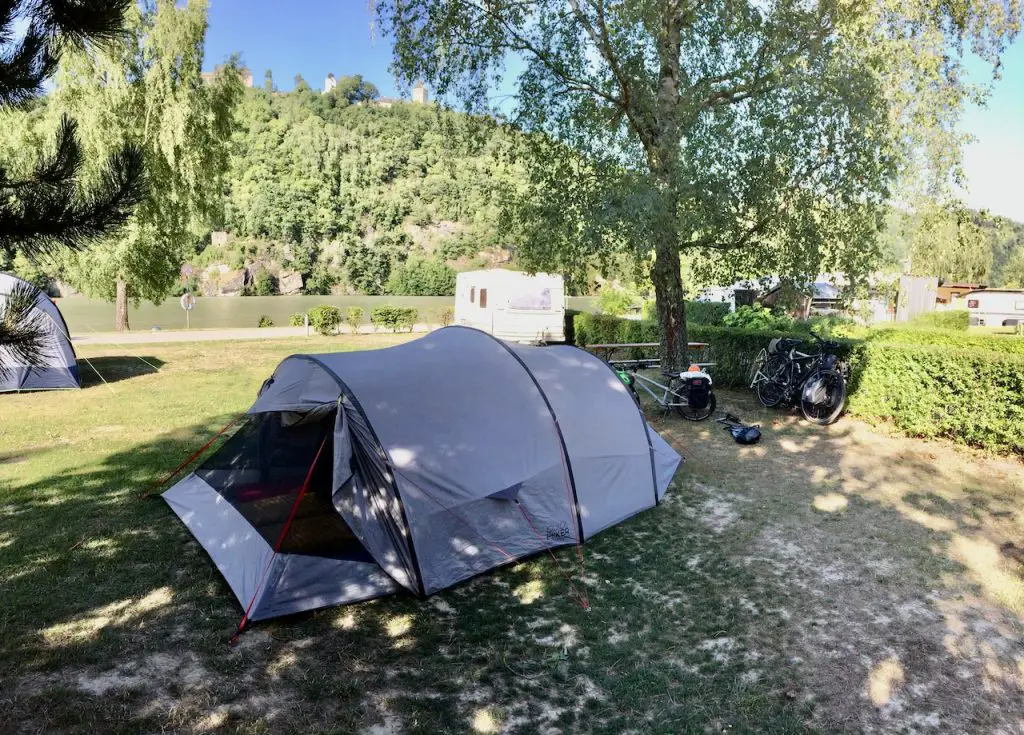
[587,342,714,369]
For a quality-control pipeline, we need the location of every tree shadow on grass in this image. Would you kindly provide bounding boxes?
[5,399,1024,735]
[0,413,825,735]
[78,356,165,387]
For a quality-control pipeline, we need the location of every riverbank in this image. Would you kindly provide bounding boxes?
[74,323,438,345]
[55,294,599,333]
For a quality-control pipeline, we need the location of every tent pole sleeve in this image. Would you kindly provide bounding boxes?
[447,326,586,545]
[570,345,660,507]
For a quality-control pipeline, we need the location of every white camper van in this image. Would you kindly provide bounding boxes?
[964,289,1024,327]
[454,270,566,343]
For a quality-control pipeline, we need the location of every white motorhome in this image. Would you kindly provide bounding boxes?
[964,289,1024,327]
[454,270,566,343]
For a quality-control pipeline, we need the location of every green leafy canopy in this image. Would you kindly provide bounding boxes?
[377,0,1019,365]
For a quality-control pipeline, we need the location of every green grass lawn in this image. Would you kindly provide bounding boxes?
[2,335,1023,734]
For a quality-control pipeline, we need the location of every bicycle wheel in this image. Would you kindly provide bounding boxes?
[755,355,788,407]
[800,369,846,425]
[748,348,768,388]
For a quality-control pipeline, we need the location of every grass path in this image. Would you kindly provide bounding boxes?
[1,337,1022,733]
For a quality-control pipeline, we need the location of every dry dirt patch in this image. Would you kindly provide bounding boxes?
[657,390,1024,733]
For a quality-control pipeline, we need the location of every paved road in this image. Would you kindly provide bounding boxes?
[73,324,438,345]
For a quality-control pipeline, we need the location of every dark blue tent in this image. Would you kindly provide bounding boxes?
[0,272,80,392]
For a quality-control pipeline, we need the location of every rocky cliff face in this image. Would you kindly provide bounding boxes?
[196,263,305,296]
[200,265,247,296]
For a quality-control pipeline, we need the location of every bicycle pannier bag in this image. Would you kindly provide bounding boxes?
[802,375,829,406]
[681,368,712,409]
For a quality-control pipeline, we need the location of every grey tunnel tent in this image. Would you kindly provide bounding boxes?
[163,326,681,621]
[0,272,80,392]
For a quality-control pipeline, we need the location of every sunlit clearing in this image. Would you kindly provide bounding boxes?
[472,707,500,734]
[334,610,358,630]
[267,650,298,678]
[41,587,173,646]
[950,535,1024,614]
[385,614,413,638]
[392,636,414,650]
[812,493,848,513]
[196,710,228,732]
[868,656,905,705]
[895,502,957,532]
[778,438,802,453]
[513,579,545,604]
[81,538,120,557]
[390,448,415,467]
[0,532,12,550]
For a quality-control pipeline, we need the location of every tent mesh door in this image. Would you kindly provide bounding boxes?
[194,412,372,562]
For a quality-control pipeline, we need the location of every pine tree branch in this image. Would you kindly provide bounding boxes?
[0,140,146,258]
[37,0,133,48]
[0,0,131,107]
[0,280,50,379]
[0,23,56,106]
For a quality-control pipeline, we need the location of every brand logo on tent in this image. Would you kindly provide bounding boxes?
[545,523,571,541]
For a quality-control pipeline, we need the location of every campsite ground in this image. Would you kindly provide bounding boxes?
[1,335,1022,734]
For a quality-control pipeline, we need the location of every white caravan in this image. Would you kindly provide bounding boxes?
[454,270,566,343]
[964,289,1024,327]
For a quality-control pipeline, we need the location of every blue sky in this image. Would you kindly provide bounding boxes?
[203,0,1024,221]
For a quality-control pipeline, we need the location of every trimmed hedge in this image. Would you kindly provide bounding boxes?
[864,326,1024,355]
[847,343,1024,454]
[574,313,1023,454]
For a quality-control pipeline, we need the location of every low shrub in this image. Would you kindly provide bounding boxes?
[257,315,274,328]
[396,307,418,332]
[723,304,794,331]
[346,307,364,333]
[909,309,969,331]
[685,301,732,325]
[248,267,277,297]
[438,306,454,327]
[641,300,730,325]
[307,305,341,335]
[597,288,640,316]
[288,312,305,327]
[371,305,418,332]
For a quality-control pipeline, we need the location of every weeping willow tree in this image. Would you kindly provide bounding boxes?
[0,0,144,370]
[377,0,1019,367]
[53,0,242,331]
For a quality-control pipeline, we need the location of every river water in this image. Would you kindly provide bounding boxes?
[56,294,598,332]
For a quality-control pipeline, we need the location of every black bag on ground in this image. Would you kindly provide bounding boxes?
[718,413,761,445]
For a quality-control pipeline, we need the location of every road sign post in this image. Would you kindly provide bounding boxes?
[180,292,196,329]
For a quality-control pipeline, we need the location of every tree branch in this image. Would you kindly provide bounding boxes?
[567,0,659,152]
[685,155,833,250]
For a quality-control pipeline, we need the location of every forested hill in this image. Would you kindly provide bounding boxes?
[199,82,529,296]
